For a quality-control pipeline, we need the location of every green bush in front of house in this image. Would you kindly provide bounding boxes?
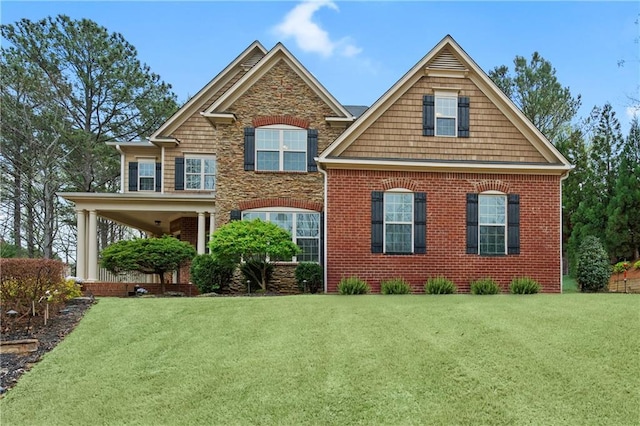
[295,262,323,293]
[380,278,411,294]
[338,277,370,295]
[424,277,457,294]
[576,236,611,292]
[190,255,234,294]
[509,277,541,294]
[470,278,501,295]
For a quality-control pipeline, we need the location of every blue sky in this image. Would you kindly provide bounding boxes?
[2,1,639,134]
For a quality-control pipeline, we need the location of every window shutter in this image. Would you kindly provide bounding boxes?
[307,129,318,172]
[319,212,325,266]
[371,191,384,253]
[458,97,470,138]
[244,127,255,171]
[230,210,241,221]
[414,192,427,254]
[175,158,184,190]
[155,162,162,192]
[423,95,435,136]
[128,162,138,192]
[507,194,520,255]
[466,193,479,254]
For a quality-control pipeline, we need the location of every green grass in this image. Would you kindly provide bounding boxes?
[2,295,639,425]
[563,275,579,293]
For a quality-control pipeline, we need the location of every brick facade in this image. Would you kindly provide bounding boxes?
[326,169,562,293]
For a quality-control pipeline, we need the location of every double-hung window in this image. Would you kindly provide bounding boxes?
[242,209,320,262]
[384,193,414,253]
[138,160,155,191]
[435,92,457,137]
[479,194,506,255]
[255,126,307,172]
[185,156,216,190]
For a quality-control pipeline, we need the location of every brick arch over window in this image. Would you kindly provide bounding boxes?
[382,178,419,192]
[472,179,511,194]
[238,198,323,212]
[252,116,310,129]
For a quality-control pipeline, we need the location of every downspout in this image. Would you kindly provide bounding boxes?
[559,169,571,294]
[318,162,328,294]
[116,145,125,193]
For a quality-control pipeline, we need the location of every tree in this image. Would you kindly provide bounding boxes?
[210,219,301,292]
[606,116,640,260]
[1,16,178,259]
[489,52,581,145]
[100,236,196,294]
[576,236,611,292]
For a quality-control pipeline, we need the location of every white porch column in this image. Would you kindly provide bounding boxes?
[197,212,206,254]
[209,211,215,236]
[76,210,86,280]
[87,210,98,282]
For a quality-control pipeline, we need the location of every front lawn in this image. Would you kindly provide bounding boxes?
[2,295,638,425]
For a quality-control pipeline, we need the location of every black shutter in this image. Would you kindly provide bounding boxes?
[423,95,435,136]
[244,127,255,171]
[128,162,138,192]
[307,129,318,172]
[507,194,520,255]
[155,162,162,192]
[319,212,324,266]
[414,192,427,254]
[175,158,184,190]
[230,210,242,221]
[466,193,479,254]
[371,191,384,253]
[458,96,470,138]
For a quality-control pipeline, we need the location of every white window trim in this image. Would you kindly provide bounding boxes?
[255,125,307,172]
[137,158,156,192]
[383,191,414,254]
[478,192,507,255]
[184,155,216,191]
[434,91,458,138]
[241,208,320,263]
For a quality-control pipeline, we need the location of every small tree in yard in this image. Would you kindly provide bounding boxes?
[101,236,196,293]
[210,219,301,292]
[576,236,611,292]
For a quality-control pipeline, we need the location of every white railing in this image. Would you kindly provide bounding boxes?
[98,267,148,283]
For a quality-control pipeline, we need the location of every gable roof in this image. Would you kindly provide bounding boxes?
[149,41,268,143]
[203,43,353,120]
[318,35,572,174]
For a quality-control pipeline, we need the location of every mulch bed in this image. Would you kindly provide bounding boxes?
[0,297,96,394]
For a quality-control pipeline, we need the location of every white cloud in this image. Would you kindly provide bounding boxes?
[627,106,640,120]
[273,0,361,58]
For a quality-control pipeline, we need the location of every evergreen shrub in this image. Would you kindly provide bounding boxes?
[424,277,457,294]
[380,278,411,294]
[338,277,370,295]
[576,236,611,292]
[470,278,501,295]
[509,277,541,294]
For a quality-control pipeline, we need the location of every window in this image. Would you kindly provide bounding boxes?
[479,195,506,255]
[384,193,414,253]
[185,156,216,190]
[255,126,307,172]
[242,210,320,262]
[138,160,155,191]
[435,92,457,137]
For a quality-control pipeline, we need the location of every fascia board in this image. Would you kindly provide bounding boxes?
[150,41,267,139]
[206,44,352,119]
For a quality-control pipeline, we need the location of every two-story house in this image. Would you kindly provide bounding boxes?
[60,35,571,294]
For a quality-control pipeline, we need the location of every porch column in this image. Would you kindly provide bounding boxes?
[87,210,98,282]
[197,212,206,254]
[209,211,215,236]
[76,209,86,280]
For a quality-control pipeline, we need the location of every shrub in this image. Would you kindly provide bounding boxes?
[424,277,457,294]
[576,236,611,292]
[612,261,631,274]
[380,278,411,294]
[295,262,323,293]
[190,255,234,294]
[338,277,370,295]
[470,278,501,295]
[509,277,541,294]
[635,260,640,270]
[241,259,274,292]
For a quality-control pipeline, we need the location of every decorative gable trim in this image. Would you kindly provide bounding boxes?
[205,43,352,119]
[238,198,323,212]
[318,35,572,171]
[427,47,466,70]
[252,116,310,129]
[149,41,267,139]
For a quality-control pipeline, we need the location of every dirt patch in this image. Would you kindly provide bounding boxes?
[0,297,95,394]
